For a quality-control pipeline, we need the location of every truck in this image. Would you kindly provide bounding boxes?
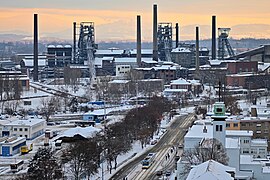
[45,130,57,139]
[21,143,33,154]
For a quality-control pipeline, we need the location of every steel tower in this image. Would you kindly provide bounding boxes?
[217,28,235,60]
[158,23,173,61]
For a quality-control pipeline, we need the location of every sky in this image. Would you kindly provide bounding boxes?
[1,0,270,42]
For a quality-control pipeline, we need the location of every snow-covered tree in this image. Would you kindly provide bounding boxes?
[27,147,61,180]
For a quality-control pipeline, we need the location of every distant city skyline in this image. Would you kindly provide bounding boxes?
[1,0,270,42]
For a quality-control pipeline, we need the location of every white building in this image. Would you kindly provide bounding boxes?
[186,160,236,180]
[0,136,26,156]
[178,102,270,180]
[0,119,46,140]
[116,65,131,77]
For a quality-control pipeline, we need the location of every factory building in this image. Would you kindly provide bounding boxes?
[47,45,72,67]
[0,136,26,156]
[0,119,46,140]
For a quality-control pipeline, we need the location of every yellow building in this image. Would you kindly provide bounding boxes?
[226,118,241,130]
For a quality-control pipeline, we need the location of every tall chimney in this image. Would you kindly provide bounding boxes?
[152,4,158,61]
[212,15,216,60]
[175,23,179,48]
[137,15,142,67]
[33,14,38,82]
[196,26,200,71]
[73,22,76,63]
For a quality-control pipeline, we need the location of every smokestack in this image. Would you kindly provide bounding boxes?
[212,15,216,60]
[73,22,76,63]
[152,4,158,61]
[196,26,200,71]
[136,15,142,67]
[33,14,38,82]
[175,23,179,48]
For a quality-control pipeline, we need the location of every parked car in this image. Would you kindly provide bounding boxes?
[165,171,171,176]
[150,140,157,145]
[178,143,184,148]
[156,170,163,176]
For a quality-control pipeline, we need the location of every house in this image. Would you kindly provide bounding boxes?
[186,160,236,180]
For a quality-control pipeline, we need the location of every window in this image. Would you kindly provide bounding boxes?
[242,123,246,127]
[14,128,17,131]
[243,139,250,144]
[257,124,261,127]
[256,130,261,134]
[24,128,28,131]
[233,123,238,127]
[216,125,223,131]
[264,129,268,134]
[19,128,23,131]
[25,135,28,138]
[226,123,230,128]
[243,148,249,154]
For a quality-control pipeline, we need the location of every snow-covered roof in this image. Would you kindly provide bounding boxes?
[240,154,270,165]
[96,49,125,55]
[186,160,235,180]
[163,88,188,93]
[109,80,129,84]
[188,79,201,85]
[240,117,270,122]
[154,65,177,70]
[251,139,268,147]
[22,59,47,67]
[129,49,153,54]
[56,45,63,48]
[185,124,213,139]
[258,63,270,72]
[209,60,222,66]
[57,126,101,139]
[47,45,55,48]
[171,47,192,53]
[226,73,254,77]
[226,130,253,137]
[5,119,45,126]
[0,136,26,145]
[64,45,72,48]
[102,57,114,61]
[171,78,191,85]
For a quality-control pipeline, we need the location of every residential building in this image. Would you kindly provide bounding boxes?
[185,160,236,180]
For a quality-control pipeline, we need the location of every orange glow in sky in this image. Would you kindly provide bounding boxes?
[1,0,270,41]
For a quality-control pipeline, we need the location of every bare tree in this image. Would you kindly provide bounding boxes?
[224,95,242,115]
[62,139,101,180]
[181,138,229,176]
[40,97,57,121]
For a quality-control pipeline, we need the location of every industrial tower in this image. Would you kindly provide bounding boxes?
[74,22,97,85]
[217,28,235,60]
[158,23,173,61]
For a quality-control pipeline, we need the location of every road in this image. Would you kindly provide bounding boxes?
[109,113,194,180]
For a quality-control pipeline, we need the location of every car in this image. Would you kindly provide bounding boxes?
[165,170,171,176]
[150,140,157,145]
[156,170,163,176]
[175,155,180,162]
[178,143,184,148]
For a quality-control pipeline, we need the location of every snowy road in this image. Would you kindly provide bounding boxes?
[109,114,194,180]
